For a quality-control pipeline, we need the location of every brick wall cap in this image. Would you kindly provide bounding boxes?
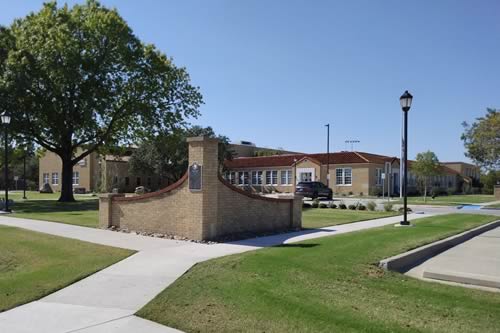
[113,172,188,202]
[186,136,219,143]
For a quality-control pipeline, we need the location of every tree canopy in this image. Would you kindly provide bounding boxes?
[411,151,442,201]
[128,126,232,186]
[461,108,500,170]
[0,1,203,201]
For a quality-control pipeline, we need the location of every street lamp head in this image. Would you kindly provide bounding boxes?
[400,90,413,112]
[1,112,11,125]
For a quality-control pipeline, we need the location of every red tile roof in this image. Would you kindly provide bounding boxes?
[225,152,461,176]
[225,151,395,169]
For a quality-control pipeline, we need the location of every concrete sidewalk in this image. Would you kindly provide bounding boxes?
[406,226,500,291]
[0,212,433,333]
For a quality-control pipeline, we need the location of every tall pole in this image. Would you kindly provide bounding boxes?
[4,125,10,212]
[23,150,27,199]
[401,110,409,225]
[325,124,330,187]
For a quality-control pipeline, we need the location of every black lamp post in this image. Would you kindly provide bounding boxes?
[1,112,11,212]
[23,145,27,200]
[325,124,330,187]
[399,90,413,226]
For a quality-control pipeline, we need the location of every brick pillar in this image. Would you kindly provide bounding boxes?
[495,185,500,200]
[98,193,124,228]
[187,136,220,240]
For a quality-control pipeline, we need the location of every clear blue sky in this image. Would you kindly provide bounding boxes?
[1,0,499,162]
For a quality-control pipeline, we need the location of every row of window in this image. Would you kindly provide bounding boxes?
[42,172,80,186]
[113,176,156,187]
[225,170,293,186]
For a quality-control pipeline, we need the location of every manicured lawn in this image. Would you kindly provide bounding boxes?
[397,194,495,206]
[485,203,500,209]
[1,190,97,201]
[302,208,398,228]
[138,214,500,333]
[0,225,133,312]
[10,199,99,228]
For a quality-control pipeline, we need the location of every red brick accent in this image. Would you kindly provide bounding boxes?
[113,172,188,202]
[217,174,293,203]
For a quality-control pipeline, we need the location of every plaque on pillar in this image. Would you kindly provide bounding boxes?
[189,162,202,191]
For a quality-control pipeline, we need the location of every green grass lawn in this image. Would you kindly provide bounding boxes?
[303,208,398,228]
[485,203,500,209]
[397,194,495,206]
[9,199,99,228]
[138,214,500,333]
[0,225,133,312]
[1,190,97,201]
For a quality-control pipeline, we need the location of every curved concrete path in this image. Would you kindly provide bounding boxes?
[0,212,434,333]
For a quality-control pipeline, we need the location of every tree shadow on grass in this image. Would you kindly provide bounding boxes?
[12,200,98,214]
[274,243,319,248]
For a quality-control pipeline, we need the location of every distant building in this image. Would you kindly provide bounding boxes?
[224,151,474,196]
[228,140,299,158]
[39,149,163,193]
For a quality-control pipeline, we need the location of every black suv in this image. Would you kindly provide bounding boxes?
[295,182,333,199]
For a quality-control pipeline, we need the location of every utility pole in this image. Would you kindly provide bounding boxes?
[325,124,330,187]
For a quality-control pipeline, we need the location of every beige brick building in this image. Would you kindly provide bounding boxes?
[224,151,473,196]
[39,149,162,193]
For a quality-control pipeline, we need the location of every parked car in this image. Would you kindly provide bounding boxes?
[295,181,333,199]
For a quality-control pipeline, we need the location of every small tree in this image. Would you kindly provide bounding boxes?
[462,108,500,170]
[411,151,441,202]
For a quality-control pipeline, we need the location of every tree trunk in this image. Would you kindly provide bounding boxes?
[58,155,76,202]
[424,181,427,203]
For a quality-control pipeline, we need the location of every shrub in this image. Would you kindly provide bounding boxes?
[319,203,328,208]
[359,192,364,196]
[341,193,347,197]
[357,204,366,210]
[383,202,394,212]
[366,201,377,211]
[348,204,357,210]
[311,198,320,208]
[348,191,353,196]
[302,202,311,209]
[328,202,337,209]
[339,203,347,209]
[398,207,412,213]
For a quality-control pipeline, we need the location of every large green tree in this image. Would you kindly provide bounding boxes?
[461,108,500,170]
[0,1,202,201]
[129,126,233,186]
[411,151,442,202]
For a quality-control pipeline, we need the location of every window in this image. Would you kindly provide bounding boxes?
[72,171,79,185]
[43,173,49,185]
[125,177,130,186]
[228,171,236,185]
[238,172,249,185]
[335,168,352,186]
[375,168,383,185]
[51,172,59,185]
[136,177,141,186]
[251,171,263,185]
[281,170,292,185]
[266,170,278,185]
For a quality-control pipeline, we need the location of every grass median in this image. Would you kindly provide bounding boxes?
[138,213,500,333]
[302,208,399,228]
[0,225,133,312]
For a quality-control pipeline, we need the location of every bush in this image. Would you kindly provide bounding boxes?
[328,202,337,209]
[366,201,377,211]
[359,192,364,196]
[348,191,353,196]
[341,193,347,197]
[319,203,328,208]
[357,204,366,210]
[398,207,412,213]
[302,202,311,209]
[339,203,347,209]
[383,202,394,212]
[348,204,357,210]
[311,198,320,208]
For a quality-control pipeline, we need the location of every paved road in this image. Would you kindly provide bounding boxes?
[0,212,434,333]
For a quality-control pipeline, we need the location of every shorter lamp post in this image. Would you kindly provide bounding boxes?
[23,146,27,200]
[293,158,298,191]
[1,112,11,212]
[399,90,413,226]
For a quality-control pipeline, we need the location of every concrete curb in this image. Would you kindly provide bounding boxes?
[422,270,500,289]
[379,219,500,273]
